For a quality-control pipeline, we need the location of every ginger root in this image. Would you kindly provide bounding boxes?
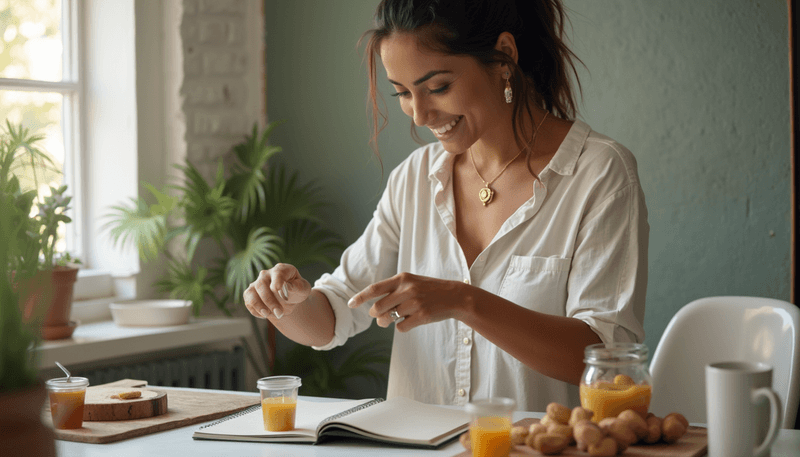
[546,402,572,425]
[661,412,689,443]
[532,433,570,455]
[112,390,142,400]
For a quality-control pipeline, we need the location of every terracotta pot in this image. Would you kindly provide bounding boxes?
[0,383,56,457]
[19,265,80,339]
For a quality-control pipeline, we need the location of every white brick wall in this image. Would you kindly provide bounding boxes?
[179,0,264,179]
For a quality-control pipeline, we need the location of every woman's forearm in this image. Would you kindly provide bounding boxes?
[458,286,602,385]
[265,289,336,348]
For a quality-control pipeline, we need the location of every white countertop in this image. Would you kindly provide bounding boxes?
[53,389,800,457]
[36,317,251,369]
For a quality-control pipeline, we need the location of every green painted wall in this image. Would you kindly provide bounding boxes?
[264,0,791,394]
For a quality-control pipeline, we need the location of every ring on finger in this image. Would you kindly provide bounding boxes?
[389,307,402,322]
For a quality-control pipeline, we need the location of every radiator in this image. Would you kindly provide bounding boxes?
[76,346,245,391]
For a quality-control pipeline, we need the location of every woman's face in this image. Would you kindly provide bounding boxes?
[379,32,508,154]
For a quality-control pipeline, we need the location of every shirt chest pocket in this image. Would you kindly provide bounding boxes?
[497,255,572,314]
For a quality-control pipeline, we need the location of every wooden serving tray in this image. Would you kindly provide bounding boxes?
[43,379,260,444]
[452,418,708,457]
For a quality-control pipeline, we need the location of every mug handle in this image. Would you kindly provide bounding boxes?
[752,387,782,457]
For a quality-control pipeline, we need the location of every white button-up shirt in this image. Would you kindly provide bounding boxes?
[313,119,648,411]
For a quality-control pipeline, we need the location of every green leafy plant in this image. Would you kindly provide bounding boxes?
[0,121,78,274]
[0,120,73,390]
[0,177,40,390]
[104,121,388,394]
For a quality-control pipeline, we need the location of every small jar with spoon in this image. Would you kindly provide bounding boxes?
[46,361,89,429]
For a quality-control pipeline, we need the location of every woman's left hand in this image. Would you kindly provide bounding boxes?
[347,272,467,331]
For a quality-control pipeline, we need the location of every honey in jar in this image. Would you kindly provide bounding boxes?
[580,343,652,421]
[45,377,89,430]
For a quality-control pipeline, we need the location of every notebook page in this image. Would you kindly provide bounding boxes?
[197,398,371,438]
[331,397,469,443]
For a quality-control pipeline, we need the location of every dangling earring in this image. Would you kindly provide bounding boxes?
[504,71,513,104]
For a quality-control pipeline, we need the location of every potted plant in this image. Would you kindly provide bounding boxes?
[1,121,81,340]
[0,139,56,455]
[105,121,388,394]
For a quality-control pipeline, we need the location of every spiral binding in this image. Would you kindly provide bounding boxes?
[317,398,384,428]
[198,398,386,430]
[198,404,261,430]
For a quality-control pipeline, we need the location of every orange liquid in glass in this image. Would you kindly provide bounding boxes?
[48,390,86,429]
[580,380,652,421]
[470,416,512,457]
[261,397,297,431]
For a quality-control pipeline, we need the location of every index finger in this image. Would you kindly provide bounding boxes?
[347,277,396,308]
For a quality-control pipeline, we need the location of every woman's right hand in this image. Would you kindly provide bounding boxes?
[243,263,312,320]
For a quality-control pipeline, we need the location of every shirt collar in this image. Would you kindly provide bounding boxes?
[428,145,455,187]
[427,118,591,184]
[543,118,591,177]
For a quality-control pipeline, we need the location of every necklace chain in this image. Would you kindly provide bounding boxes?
[469,112,549,206]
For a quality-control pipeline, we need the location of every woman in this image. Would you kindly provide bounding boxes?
[244,0,648,411]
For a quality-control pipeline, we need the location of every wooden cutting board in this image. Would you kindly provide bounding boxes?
[452,418,708,457]
[42,379,261,444]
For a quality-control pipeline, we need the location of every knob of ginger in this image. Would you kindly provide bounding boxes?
[661,412,689,443]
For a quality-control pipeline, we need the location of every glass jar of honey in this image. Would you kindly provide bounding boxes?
[45,376,89,429]
[579,342,652,422]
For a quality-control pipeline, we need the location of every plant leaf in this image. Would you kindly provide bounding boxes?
[225,227,284,303]
[154,259,215,316]
[102,197,167,262]
[281,219,345,269]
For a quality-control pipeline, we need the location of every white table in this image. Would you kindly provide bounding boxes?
[55,389,800,457]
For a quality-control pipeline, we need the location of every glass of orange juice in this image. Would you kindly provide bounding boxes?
[45,376,89,429]
[465,397,516,457]
[257,375,302,431]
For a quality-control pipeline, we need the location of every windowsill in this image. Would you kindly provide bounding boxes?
[36,317,252,369]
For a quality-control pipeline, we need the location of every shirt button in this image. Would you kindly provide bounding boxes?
[462,337,471,345]
[458,389,466,397]
[463,278,470,284]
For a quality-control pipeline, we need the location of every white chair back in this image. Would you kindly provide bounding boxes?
[648,296,800,428]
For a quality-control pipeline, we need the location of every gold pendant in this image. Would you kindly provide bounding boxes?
[479,187,493,206]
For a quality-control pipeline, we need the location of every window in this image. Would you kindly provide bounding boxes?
[0,0,83,258]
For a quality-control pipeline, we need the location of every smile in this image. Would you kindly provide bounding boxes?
[430,116,462,136]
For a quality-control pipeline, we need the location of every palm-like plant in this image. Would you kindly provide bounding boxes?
[104,121,387,392]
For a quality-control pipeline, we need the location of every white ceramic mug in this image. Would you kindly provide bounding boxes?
[705,361,782,457]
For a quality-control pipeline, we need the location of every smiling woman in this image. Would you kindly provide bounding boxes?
[246,0,648,413]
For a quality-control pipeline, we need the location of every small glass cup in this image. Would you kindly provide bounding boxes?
[45,376,89,429]
[257,375,302,431]
[465,397,516,457]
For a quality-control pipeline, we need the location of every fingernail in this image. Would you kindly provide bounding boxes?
[347,298,356,308]
[274,308,283,320]
[259,309,270,319]
[280,283,289,301]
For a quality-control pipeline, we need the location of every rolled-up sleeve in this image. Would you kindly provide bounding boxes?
[311,172,403,350]
[566,181,649,345]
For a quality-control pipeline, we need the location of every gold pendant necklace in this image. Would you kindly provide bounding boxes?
[469,112,548,206]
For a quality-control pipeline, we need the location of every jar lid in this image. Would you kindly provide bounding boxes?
[45,377,89,390]
[257,375,302,390]
[464,397,516,415]
[584,342,648,366]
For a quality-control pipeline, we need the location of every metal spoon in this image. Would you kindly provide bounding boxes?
[55,361,71,382]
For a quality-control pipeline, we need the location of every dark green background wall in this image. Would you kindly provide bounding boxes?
[264,1,791,397]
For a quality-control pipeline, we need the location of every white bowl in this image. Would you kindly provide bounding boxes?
[110,300,192,327]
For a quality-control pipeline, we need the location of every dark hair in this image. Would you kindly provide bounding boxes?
[361,0,583,167]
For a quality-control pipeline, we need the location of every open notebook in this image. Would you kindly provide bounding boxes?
[192,396,469,448]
